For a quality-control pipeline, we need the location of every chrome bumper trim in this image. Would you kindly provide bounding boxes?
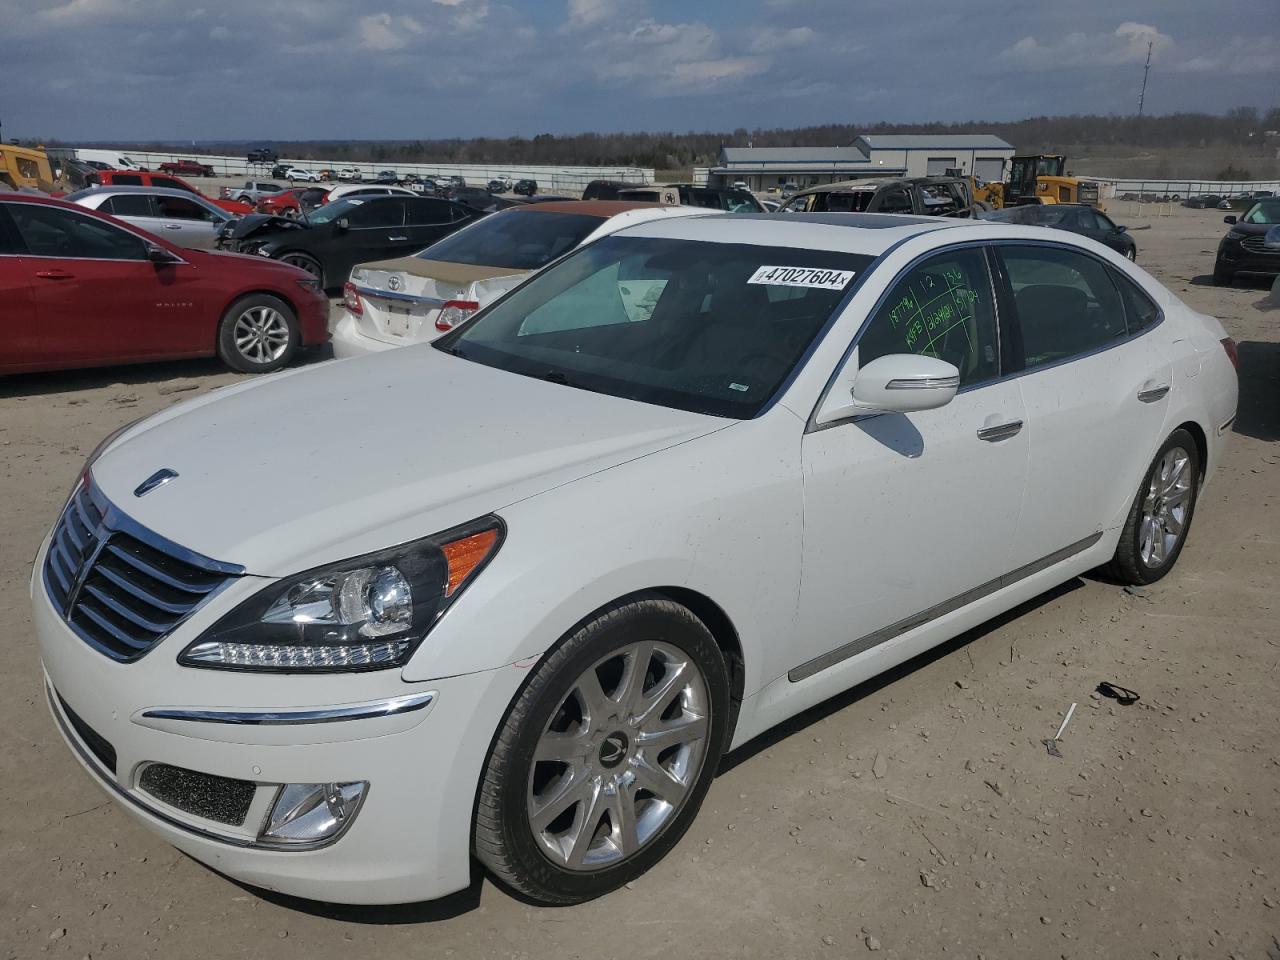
[139,691,435,726]
[1218,415,1235,437]
[353,284,447,308]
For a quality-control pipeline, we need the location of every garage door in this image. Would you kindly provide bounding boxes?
[926,157,957,176]
[974,157,1005,182]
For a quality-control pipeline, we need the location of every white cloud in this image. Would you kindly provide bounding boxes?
[209,24,229,40]
[749,26,814,53]
[564,0,620,29]
[1169,35,1280,76]
[357,12,422,50]
[999,21,1173,70]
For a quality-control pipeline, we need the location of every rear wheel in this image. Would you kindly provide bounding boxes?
[1104,429,1200,585]
[474,598,729,905]
[216,294,299,373]
[279,252,323,285]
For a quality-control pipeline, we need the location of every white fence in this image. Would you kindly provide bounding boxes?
[1086,177,1280,198]
[66,148,654,195]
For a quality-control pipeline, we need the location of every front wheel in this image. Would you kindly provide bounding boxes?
[1125,246,1137,261]
[474,598,729,905]
[216,294,299,373]
[1212,262,1234,286]
[1104,429,1200,585]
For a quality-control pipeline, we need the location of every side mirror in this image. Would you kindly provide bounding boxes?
[146,243,180,264]
[1223,215,1237,225]
[814,353,959,425]
[336,217,350,231]
[1116,224,1127,233]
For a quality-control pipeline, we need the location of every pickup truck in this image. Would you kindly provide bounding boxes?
[159,159,215,177]
[220,180,286,205]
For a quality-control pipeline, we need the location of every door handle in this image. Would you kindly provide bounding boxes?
[35,270,74,280]
[387,235,408,241]
[1137,384,1170,403]
[162,223,182,230]
[977,419,1023,442]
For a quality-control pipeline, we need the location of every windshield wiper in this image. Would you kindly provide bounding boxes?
[542,370,572,386]
[446,346,467,359]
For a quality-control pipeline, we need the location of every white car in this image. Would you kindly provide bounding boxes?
[33,213,1237,907]
[336,168,363,182]
[333,200,713,357]
[322,183,416,204]
[284,168,320,183]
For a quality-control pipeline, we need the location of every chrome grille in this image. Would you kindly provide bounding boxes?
[1240,236,1280,255]
[44,481,243,662]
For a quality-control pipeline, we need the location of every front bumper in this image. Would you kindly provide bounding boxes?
[33,538,527,905]
[1217,237,1280,276]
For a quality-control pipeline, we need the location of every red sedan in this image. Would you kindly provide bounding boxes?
[0,192,330,376]
[256,186,329,218]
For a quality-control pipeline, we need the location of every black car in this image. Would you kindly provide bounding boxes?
[446,186,523,213]
[1183,194,1223,209]
[217,195,479,290]
[979,203,1137,260]
[1214,198,1280,285]
[248,148,279,165]
[486,179,509,194]
[582,179,635,201]
[513,179,538,196]
[780,176,973,218]
[618,183,763,212]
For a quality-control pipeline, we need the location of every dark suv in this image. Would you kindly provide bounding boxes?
[247,148,279,165]
[780,177,976,218]
[1214,198,1280,285]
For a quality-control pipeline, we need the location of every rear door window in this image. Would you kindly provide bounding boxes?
[101,195,155,217]
[998,245,1127,369]
[875,188,913,214]
[151,176,192,192]
[0,205,24,254]
[1110,269,1160,332]
[9,203,147,260]
[406,198,457,225]
[856,247,1000,386]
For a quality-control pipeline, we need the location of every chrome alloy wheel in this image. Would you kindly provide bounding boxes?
[232,306,291,365]
[527,641,710,871]
[1139,445,1192,567]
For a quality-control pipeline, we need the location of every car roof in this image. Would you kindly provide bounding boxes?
[513,200,668,218]
[67,184,219,201]
[614,211,985,256]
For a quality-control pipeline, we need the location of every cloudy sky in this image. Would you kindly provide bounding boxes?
[1,0,1275,142]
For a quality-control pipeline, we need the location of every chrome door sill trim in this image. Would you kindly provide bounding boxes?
[139,691,435,726]
[788,532,1103,683]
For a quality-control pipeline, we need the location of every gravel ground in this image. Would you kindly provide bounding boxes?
[0,206,1276,960]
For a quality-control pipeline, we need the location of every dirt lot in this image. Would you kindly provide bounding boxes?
[1,207,1277,960]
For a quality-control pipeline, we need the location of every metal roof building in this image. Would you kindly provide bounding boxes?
[703,134,1015,193]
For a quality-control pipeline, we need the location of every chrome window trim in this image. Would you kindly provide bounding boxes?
[804,236,1169,434]
[788,531,1103,682]
[139,692,435,726]
[885,375,960,390]
[1,198,192,265]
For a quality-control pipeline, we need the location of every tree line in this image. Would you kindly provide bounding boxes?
[49,106,1279,171]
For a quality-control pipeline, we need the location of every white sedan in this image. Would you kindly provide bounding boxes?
[32,213,1237,907]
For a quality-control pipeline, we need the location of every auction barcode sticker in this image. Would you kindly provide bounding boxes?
[747,265,855,290]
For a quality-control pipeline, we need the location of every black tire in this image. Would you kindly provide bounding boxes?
[1103,429,1200,585]
[1212,262,1234,286]
[278,252,324,286]
[474,597,730,906]
[1125,245,1137,261]
[216,293,300,374]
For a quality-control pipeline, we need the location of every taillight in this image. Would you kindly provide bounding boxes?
[343,281,363,316]
[1220,337,1239,371]
[436,299,479,332]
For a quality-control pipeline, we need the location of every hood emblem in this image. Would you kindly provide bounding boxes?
[134,468,179,498]
[387,275,402,291]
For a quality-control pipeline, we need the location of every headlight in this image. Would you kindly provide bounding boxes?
[256,246,274,257]
[1225,229,1246,241]
[179,516,503,672]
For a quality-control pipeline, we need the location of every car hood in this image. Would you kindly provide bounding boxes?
[223,212,310,241]
[1227,220,1274,236]
[89,347,727,576]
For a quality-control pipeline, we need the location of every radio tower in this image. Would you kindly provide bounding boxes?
[1137,40,1153,117]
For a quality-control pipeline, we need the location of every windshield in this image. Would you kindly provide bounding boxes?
[436,236,873,418]
[1243,200,1280,225]
[419,210,604,270]
[307,198,364,224]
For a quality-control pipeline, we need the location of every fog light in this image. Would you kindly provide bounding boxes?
[260,781,367,845]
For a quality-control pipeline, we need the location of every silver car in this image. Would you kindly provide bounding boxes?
[65,185,232,249]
